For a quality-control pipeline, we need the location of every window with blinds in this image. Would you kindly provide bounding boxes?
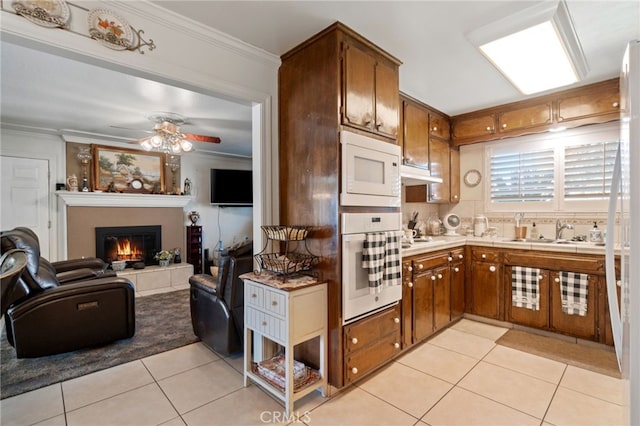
[485,123,620,212]
[490,148,555,203]
[564,141,617,200]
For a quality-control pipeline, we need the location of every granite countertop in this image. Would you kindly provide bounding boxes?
[402,235,615,257]
[240,270,322,291]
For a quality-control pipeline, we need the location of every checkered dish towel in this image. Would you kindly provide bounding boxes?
[362,231,402,294]
[560,271,589,316]
[511,266,540,310]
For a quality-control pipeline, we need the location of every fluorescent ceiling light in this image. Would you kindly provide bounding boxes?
[467,0,589,95]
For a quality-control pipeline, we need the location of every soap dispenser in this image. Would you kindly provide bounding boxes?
[590,221,603,243]
[530,222,539,240]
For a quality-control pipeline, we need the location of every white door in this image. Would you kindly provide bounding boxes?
[0,156,50,258]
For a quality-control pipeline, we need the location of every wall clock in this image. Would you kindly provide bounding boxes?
[463,169,482,187]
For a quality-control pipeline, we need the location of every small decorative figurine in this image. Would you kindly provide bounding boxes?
[106,181,117,193]
[183,178,192,195]
[188,210,200,226]
[66,175,78,192]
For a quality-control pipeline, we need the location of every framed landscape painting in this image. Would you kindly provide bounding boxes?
[92,145,165,193]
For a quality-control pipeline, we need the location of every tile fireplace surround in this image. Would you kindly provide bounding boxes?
[56,192,192,261]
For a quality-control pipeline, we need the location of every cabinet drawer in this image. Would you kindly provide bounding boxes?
[344,304,400,353]
[245,306,286,343]
[345,330,401,383]
[246,282,265,308]
[412,251,450,272]
[264,288,286,316]
[450,248,464,262]
[471,247,501,262]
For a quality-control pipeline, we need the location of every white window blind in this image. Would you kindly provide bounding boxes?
[564,141,617,200]
[490,148,555,203]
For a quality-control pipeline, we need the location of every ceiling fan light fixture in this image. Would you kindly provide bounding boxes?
[140,138,153,151]
[180,139,193,152]
[150,134,163,147]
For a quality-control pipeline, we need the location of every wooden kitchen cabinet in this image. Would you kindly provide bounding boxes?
[503,250,604,341]
[550,272,598,340]
[450,248,465,320]
[342,36,399,139]
[556,78,620,126]
[433,265,451,332]
[279,22,401,387]
[402,249,458,347]
[427,138,450,203]
[343,304,401,384]
[468,247,503,320]
[504,265,550,329]
[449,147,460,203]
[429,110,451,140]
[402,99,430,169]
[451,113,496,143]
[497,101,553,134]
[401,259,414,348]
[452,78,619,146]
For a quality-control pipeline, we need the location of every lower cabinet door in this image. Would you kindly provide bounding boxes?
[470,261,502,320]
[550,272,598,340]
[413,272,434,341]
[506,266,550,329]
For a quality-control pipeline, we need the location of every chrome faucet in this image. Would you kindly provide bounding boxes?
[555,219,574,240]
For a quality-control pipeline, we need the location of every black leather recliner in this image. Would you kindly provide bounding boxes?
[1,227,135,358]
[189,243,253,355]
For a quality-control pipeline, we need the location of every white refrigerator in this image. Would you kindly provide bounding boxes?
[606,39,639,424]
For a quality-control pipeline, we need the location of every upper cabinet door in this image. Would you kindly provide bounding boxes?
[428,138,450,203]
[375,59,399,139]
[557,81,620,124]
[498,102,553,134]
[343,42,376,132]
[452,113,496,142]
[429,111,451,140]
[402,101,430,169]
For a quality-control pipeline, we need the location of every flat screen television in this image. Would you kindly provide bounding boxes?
[210,169,253,206]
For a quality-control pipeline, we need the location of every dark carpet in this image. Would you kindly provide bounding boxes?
[1,289,199,399]
[496,329,621,378]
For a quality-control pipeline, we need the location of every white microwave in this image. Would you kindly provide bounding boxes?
[340,130,401,207]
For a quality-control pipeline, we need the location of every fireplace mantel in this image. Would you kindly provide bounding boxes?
[56,191,193,208]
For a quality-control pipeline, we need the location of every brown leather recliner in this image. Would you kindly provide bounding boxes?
[189,243,253,355]
[1,227,135,358]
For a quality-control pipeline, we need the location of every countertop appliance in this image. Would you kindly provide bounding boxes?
[341,212,403,324]
[443,213,461,235]
[606,40,638,425]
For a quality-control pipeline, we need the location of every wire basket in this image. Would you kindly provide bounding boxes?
[254,252,318,275]
[260,226,312,241]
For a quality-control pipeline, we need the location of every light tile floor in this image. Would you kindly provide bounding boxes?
[1,319,628,426]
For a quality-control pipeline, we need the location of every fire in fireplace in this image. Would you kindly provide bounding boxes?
[95,225,161,267]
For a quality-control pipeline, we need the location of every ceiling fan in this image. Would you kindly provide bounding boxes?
[129,113,221,154]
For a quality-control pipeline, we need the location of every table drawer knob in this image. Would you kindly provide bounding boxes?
[272,301,278,306]
[261,321,267,326]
